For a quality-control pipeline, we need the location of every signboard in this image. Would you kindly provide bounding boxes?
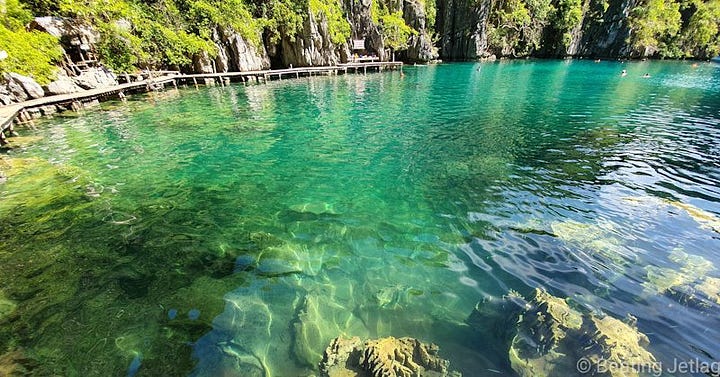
[352,39,365,50]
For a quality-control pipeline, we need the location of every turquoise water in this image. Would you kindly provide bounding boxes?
[1,60,719,376]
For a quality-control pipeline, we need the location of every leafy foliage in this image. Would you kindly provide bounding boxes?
[0,0,63,83]
[309,0,351,44]
[487,0,553,56]
[629,0,682,55]
[380,11,418,50]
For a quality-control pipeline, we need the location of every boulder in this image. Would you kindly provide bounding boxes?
[320,336,460,377]
[6,73,45,99]
[44,71,83,95]
[73,67,117,89]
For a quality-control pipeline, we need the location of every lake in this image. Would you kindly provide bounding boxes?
[0,60,719,376]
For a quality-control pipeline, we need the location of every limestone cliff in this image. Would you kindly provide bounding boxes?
[193,28,270,73]
[436,0,645,59]
[276,12,350,67]
[399,0,439,62]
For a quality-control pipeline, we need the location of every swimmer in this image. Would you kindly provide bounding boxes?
[621,69,627,77]
[642,73,650,78]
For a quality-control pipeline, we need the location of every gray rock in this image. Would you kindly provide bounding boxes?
[44,71,82,95]
[193,27,270,73]
[73,67,116,89]
[30,16,100,45]
[343,0,387,61]
[7,73,44,99]
[400,0,439,62]
[280,12,348,67]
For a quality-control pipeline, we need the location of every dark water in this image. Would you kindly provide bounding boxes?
[0,60,719,376]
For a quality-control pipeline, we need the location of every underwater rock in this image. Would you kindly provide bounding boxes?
[471,288,657,377]
[664,200,720,234]
[292,292,368,368]
[257,242,324,276]
[579,315,656,377]
[508,288,583,377]
[319,336,459,377]
[643,248,717,308]
[550,220,629,267]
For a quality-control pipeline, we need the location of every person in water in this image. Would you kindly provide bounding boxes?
[621,69,627,77]
[643,73,650,78]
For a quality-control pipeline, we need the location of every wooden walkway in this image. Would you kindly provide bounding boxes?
[0,62,402,144]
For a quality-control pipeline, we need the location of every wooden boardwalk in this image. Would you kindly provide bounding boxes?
[0,62,402,144]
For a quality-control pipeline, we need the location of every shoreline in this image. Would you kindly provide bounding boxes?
[0,62,403,145]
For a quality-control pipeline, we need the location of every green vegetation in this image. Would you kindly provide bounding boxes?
[629,0,682,55]
[0,0,63,84]
[371,0,418,54]
[482,0,718,58]
[628,0,720,58]
[309,0,351,44]
[486,0,554,56]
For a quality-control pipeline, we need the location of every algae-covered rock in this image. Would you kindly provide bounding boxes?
[550,220,633,274]
[319,336,460,377]
[643,248,717,306]
[472,288,658,377]
[508,288,583,377]
[579,315,656,377]
[0,349,36,376]
[664,200,720,234]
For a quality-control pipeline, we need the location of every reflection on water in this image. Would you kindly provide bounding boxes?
[0,60,719,376]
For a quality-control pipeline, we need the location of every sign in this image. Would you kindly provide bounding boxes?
[352,39,365,50]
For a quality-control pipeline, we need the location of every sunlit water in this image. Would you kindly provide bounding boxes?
[1,60,719,376]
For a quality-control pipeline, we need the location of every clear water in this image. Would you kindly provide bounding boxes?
[1,60,719,376]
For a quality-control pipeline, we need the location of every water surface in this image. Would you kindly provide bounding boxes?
[1,60,719,376]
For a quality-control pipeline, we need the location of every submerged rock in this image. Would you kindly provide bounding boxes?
[319,336,460,377]
[291,293,368,367]
[470,288,657,377]
[643,248,720,310]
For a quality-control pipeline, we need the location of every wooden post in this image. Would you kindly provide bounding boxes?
[193,77,198,89]
[296,71,299,79]
[363,66,367,75]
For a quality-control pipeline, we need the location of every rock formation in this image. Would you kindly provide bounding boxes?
[319,336,460,377]
[435,0,646,59]
[0,73,45,104]
[194,28,271,73]
[278,12,350,67]
[469,288,658,377]
[399,0,439,62]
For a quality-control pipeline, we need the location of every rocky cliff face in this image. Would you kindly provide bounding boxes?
[436,0,490,59]
[193,28,270,73]
[399,0,439,62]
[277,12,350,67]
[436,0,642,59]
[343,0,388,61]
